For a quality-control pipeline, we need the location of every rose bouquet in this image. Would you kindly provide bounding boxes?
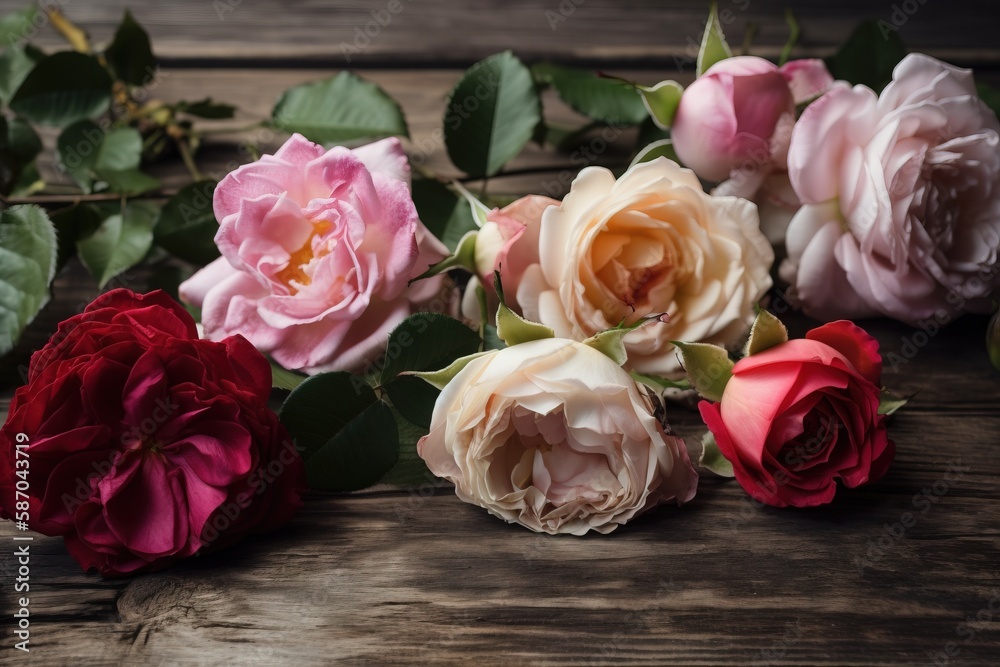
[2,4,998,575]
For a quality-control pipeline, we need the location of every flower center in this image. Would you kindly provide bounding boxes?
[275,219,333,292]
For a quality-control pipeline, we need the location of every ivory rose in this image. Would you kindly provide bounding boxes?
[781,53,1000,323]
[672,56,833,183]
[179,134,449,374]
[699,321,895,507]
[417,338,698,535]
[513,158,774,376]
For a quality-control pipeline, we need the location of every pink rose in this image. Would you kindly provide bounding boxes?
[699,321,895,508]
[672,56,833,183]
[180,134,449,374]
[782,54,1000,323]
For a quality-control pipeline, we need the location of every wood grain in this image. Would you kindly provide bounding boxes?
[3,3,1000,664]
[19,0,1000,67]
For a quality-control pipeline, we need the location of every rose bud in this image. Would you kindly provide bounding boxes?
[672,56,832,183]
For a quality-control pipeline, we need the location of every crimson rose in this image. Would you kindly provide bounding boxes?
[0,290,305,575]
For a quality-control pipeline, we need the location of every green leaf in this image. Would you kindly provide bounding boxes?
[104,10,156,86]
[638,80,684,129]
[57,120,102,190]
[272,71,408,145]
[697,2,734,77]
[153,180,221,264]
[878,388,911,416]
[50,204,102,271]
[279,372,399,492]
[383,375,439,429]
[0,45,40,103]
[0,117,42,194]
[482,323,505,351]
[0,205,57,356]
[379,313,482,385]
[672,340,734,402]
[411,178,479,251]
[825,20,907,92]
[0,6,39,45]
[57,124,158,194]
[532,63,649,125]
[630,139,680,169]
[743,308,788,357]
[98,168,160,195]
[270,359,307,391]
[699,432,734,477]
[176,98,236,119]
[377,408,434,487]
[444,51,541,178]
[77,201,157,288]
[10,52,113,127]
[977,83,1000,119]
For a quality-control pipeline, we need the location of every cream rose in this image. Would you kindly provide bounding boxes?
[417,338,698,535]
[513,158,774,376]
[782,54,1000,323]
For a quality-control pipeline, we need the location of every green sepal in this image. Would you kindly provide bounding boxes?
[638,80,684,129]
[402,351,491,390]
[494,270,554,346]
[672,340,734,402]
[743,308,789,357]
[699,432,735,477]
[696,2,734,76]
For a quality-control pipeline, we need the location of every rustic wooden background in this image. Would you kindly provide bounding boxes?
[2,1,1000,664]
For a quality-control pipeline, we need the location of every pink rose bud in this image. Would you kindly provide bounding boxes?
[672,56,832,183]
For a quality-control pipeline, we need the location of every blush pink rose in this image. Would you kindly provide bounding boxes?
[672,56,833,183]
[699,321,895,508]
[782,54,1000,323]
[180,134,449,374]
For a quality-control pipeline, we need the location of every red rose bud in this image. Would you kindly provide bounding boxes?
[0,290,306,576]
[989,309,1000,371]
[698,320,895,507]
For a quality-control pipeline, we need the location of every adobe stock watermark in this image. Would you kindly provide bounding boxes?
[751,621,805,666]
[545,0,587,31]
[877,0,929,40]
[928,592,1000,665]
[852,460,969,576]
[339,0,409,63]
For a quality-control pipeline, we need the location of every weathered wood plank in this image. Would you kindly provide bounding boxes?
[20,0,1000,67]
[2,396,998,666]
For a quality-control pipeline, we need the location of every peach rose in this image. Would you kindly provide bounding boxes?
[417,338,698,535]
[512,158,774,376]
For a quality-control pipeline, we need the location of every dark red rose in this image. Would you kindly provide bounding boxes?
[699,320,895,507]
[0,290,305,575]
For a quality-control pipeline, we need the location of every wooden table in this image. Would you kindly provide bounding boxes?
[2,2,1000,664]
